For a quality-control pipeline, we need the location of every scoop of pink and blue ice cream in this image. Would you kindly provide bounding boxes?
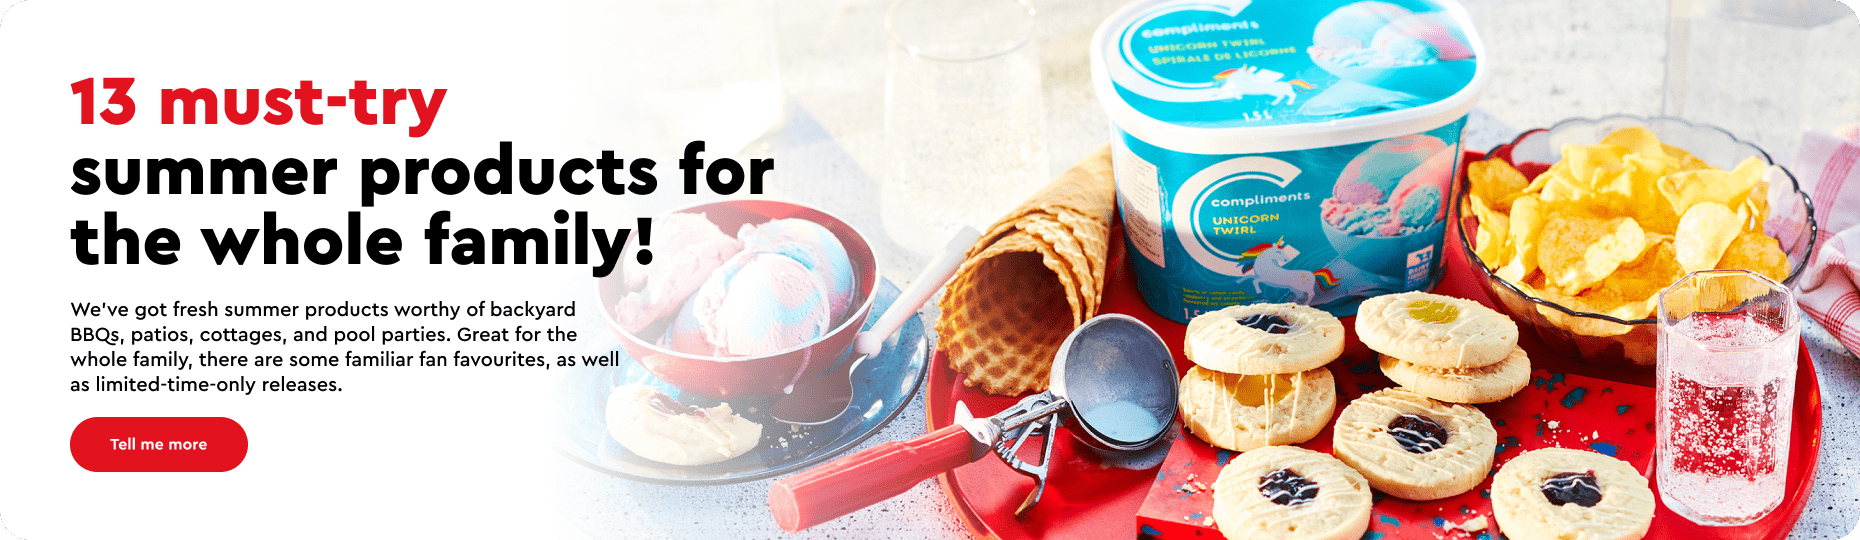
[1338,135,1446,198]
[1375,13,1473,62]
[1312,1,1409,50]
[1310,3,1472,68]
[1322,134,1453,237]
[735,218,856,323]
[1386,148,1458,224]
[612,212,743,334]
[658,218,856,356]
[660,251,836,357]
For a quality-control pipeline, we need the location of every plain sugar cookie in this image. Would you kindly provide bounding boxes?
[1331,388,1495,500]
[1213,446,1372,540]
[1491,448,1654,540]
[1355,291,1519,369]
[1179,365,1336,452]
[1379,346,1531,404]
[1184,303,1346,375]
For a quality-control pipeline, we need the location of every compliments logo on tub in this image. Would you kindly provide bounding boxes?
[1091,0,1487,322]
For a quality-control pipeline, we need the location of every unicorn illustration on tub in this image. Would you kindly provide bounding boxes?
[1213,65,1314,105]
[1236,239,1341,305]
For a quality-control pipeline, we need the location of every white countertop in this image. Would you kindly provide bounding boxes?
[555,0,1860,537]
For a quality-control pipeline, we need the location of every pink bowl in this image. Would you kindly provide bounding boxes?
[596,200,880,399]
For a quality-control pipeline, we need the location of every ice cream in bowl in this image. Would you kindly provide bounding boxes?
[597,200,879,399]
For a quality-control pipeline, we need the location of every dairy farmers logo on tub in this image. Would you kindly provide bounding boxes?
[1172,156,1305,276]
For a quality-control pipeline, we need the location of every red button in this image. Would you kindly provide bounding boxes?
[70,417,248,472]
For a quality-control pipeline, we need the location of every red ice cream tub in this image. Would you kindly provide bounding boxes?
[596,199,880,399]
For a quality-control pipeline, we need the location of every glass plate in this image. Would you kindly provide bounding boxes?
[551,279,928,485]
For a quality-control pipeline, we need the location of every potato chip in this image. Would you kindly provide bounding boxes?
[1673,201,1741,273]
[1621,155,1681,234]
[1564,143,1629,188]
[1468,193,1513,266]
[1608,240,1684,306]
[1534,285,1640,336]
[1504,194,1548,280]
[1700,231,1790,308]
[1538,213,1647,293]
[1717,231,1789,282]
[1743,179,1770,230]
[1657,156,1763,215]
[1521,159,1564,197]
[1467,158,1531,212]
[1662,143,1713,172]
[1601,126,1666,157]
[1496,258,1530,284]
[1628,232,1673,266]
[1462,126,1793,337]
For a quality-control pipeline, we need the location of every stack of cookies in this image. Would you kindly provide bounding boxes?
[1177,304,1345,452]
[1357,291,1531,404]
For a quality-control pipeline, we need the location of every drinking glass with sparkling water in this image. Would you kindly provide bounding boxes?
[1656,269,1798,526]
[881,0,1047,252]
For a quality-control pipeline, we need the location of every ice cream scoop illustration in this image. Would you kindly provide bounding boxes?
[1373,13,1473,62]
[1311,3,1472,68]
[1212,65,1314,106]
[1312,1,1411,50]
[1321,134,1454,237]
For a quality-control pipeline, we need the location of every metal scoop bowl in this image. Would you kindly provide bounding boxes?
[769,314,1179,532]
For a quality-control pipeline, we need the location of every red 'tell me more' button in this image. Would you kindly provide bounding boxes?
[71,417,248,472]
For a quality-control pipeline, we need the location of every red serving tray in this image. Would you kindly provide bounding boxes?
[925,156,1822,540]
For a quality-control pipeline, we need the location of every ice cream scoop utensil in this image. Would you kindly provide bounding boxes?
[770,226,981,425]
[768,314,1178,531]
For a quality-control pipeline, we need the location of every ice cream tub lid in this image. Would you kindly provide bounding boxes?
[1090,0,1486,154]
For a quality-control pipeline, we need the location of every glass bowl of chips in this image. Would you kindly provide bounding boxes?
[1456,115,1817,367]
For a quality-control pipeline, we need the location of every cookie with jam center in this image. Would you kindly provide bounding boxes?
[1355,291,1518,369]
[605,384,763,466]
[1179,365,1336,452]
[1185,303,1346,375]
[1492,448,1653,540]
[1331,388,1495,500]
[1213,445,1371,540]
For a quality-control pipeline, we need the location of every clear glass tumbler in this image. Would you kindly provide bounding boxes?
[1655,269,1799,526]
[881,0,1047,252]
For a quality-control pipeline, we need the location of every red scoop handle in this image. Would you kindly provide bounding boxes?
[769,424,982,532]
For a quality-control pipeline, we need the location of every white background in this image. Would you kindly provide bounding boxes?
[0,1,645,537]
[3,0,1859,539]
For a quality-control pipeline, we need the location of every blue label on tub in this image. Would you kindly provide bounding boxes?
[1115,118,1467,321]
[1103,0,1477,128]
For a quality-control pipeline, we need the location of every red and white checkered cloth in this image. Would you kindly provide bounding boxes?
[1796,127,1860,353]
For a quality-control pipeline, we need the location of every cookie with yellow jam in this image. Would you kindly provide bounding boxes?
[1179,365,1335,452]
[1355,291,1518,369]
[1379,346,1531,404]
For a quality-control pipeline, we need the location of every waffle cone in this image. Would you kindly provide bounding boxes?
[937,145,1118,396]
